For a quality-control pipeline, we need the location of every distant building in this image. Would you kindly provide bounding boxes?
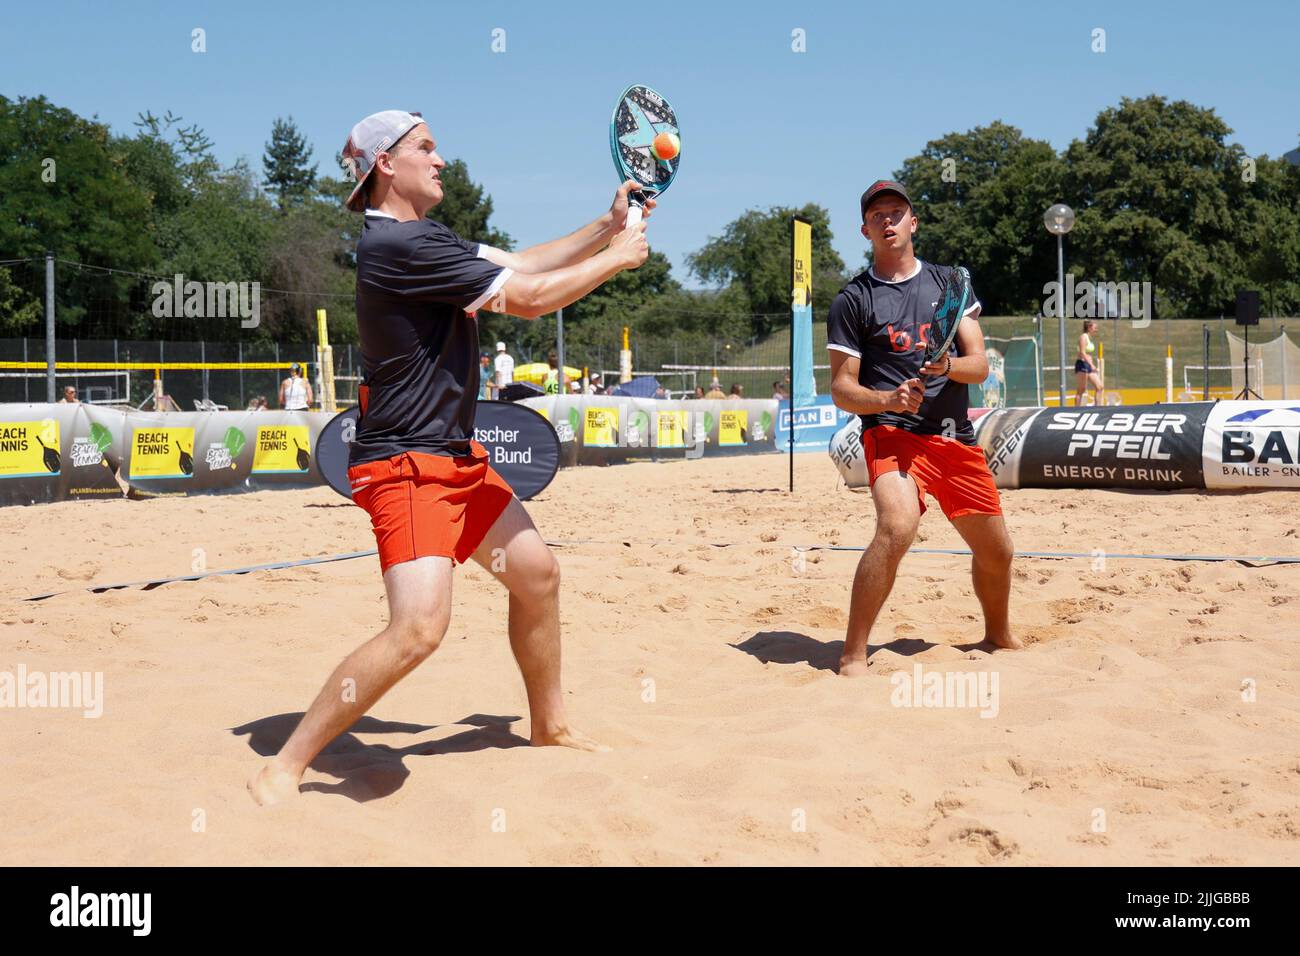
[1286,147,1300,166]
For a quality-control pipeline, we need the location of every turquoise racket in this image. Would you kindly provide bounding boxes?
[610,84,680,226]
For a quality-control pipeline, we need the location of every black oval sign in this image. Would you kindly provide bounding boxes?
[316,401,561,502]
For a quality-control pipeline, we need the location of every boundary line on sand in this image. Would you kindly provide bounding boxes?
[19,542,1299,602]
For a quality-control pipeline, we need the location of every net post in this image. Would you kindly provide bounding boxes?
[788,217,795,494]
[1165,344,1173,403]
[1281,325,1289,400]
[1202,324,1210,400]
[44,251,55,403]
[316,307,336,412]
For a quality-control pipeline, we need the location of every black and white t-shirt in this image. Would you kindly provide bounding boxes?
[350,212,512,465]
[827,260,982,445]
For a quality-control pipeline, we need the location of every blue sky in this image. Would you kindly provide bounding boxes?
[3,0,1297,285]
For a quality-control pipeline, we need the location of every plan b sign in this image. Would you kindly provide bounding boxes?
[776,396,853,452]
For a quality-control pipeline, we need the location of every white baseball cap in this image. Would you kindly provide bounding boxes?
[495,342,506,351]
[341,110,424,213]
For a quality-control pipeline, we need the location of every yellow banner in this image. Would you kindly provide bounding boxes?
[130,426,195,479]
[792,218,812,308]
[583,407,619,448]
[656,410,689,448]
[0,420,60,478]
[720,409,748,446]
[252,425,312,473]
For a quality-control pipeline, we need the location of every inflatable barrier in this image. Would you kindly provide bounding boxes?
[2,396,783,507]
[829,401,1300,491]
[519,396,778,465]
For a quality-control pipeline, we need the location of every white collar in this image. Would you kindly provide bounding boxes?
[868,259,923,284]
[364,209,397,220]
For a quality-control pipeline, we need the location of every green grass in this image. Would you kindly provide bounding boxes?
[701,315,1300,399]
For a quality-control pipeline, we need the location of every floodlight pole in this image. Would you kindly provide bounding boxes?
[1056,234,1066,408]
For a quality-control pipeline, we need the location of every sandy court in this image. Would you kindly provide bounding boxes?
[1,451,1298,866]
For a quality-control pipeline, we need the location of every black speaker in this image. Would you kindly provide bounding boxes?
[1235,290,1260,327]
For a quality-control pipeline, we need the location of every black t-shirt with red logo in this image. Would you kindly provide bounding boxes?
[827,260,982,445]
[350,212,512,466]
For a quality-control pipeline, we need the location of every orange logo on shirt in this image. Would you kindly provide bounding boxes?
[886,323,932,352]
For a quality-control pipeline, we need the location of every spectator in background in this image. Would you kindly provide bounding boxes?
[772,381,787,400]
[479,353,498,399]
[727,384,744,400]
[57,385,79,404]
[569,380,582,393]
[586,373,605,395]
[494,341,515,388]
[654,386,667,399]
[279,362,313,410]
[544,350,561,394]
[693,385,706,399]
[248,395,270,411]
[704,382,726,400]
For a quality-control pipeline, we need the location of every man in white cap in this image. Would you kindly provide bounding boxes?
[250,109,653,804]
[493,340,514,389]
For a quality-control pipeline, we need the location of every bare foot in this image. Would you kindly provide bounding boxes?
[531,726,611,752]
[985,631,1024,650]
[838,656,870,677]
[247,763,302,806]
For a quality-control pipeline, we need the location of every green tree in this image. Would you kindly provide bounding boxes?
[0,95,157,331]
[893,122,1064,313]
[1241,152,1300,317]
[428,158,512,250]
[262,116,317,211]
[688,204,846,338]
[1063,95,1252,316]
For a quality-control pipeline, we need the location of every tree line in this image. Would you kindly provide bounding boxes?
[1,93,1296,362]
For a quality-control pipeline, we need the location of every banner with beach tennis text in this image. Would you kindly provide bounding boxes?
[521,396,777,464]
[0,404,124,505]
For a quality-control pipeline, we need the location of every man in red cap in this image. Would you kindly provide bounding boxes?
[250,110,653,804]
[827,180,1020,677]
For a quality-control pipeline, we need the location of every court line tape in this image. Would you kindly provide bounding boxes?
[22,551,379,602]
[20,541,1299,602]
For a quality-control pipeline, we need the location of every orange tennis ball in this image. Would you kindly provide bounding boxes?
[652,131,680,161]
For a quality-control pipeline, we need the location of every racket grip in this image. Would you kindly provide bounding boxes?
[625,203,643,228]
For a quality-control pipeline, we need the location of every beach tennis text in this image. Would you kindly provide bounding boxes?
[0,665,103,718]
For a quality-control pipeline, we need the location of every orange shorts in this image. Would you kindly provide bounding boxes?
[862,425,1001,519]
[347,442,515,573]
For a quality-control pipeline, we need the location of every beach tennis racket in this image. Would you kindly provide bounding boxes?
[924,266,972,366]
[35,434,60,474]
[610,84,680,227]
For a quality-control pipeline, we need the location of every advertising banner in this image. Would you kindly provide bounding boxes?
[1013,405,1209,490]
[315,401,560,502]
[0,403,122,505]
[122,411,328,498]
[1202,401,1300,489]
[520,396,777,463]
[776,394,857,452]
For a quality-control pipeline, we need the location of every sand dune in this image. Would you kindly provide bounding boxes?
[2,452,1298,865]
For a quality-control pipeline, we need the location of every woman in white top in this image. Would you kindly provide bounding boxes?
[279,362,314,410]
[1073,320,1104,406]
